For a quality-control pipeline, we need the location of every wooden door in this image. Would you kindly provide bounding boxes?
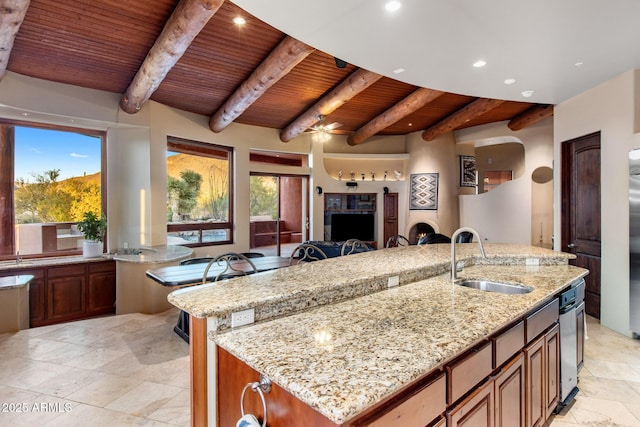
[561,132,601,318]
[383,192,399,246]
[494,354,525,427]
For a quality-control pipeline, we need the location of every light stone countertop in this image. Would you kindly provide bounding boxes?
[214,263,588,424]
[104,244,192,264]
[0,274,34,290]
[168,243,574,333]
[0,255,108,272]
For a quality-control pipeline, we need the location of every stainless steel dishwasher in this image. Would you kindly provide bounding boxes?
[556,278,586,411]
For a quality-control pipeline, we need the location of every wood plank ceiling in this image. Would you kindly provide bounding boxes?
[2,0,553,145]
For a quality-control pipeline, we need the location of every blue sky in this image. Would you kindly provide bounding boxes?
[15,126,101,181]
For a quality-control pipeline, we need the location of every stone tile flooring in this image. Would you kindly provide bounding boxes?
[0,310,639,426]
[0,308,189,426]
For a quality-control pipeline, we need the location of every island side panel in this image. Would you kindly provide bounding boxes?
[190,316,207,427]
[217,347,340,427]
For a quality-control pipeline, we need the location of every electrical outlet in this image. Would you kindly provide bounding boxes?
[388,275,399,288]
[231,308,255,328]
[525,258,540,266]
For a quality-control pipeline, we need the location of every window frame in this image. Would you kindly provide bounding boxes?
[166,136,234,247]
[0,118,107,261]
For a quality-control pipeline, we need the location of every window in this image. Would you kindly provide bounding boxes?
[167,137,233,246]
[0,120,105,259]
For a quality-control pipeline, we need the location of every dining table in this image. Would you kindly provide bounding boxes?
[145,255,291,287]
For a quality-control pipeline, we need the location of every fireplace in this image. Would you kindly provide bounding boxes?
[408,222,435,244]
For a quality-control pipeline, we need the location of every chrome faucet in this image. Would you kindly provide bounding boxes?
[450,227,487,283]
[16,251,22,265]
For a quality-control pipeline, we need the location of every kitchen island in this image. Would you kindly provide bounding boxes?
[168,244,587,427]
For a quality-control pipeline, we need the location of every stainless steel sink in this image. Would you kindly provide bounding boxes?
[456,279,533,294]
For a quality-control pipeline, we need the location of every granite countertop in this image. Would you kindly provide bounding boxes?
[104,244,192,264]
[0,274,34,289]
[0,255,107,272]
[0,245,192,272]
[214,263,587,424]
[168,243,574,332]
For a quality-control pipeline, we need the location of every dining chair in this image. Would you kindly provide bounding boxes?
[341,239,374,256]
[455,231,474,243]
[417,233,452,245]
[385,234,411,248]
[289,243,328,265]
[202,252,258,284]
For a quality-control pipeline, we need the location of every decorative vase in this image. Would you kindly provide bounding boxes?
[82,240,103,258]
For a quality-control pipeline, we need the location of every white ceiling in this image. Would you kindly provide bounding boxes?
[232,0,640,104]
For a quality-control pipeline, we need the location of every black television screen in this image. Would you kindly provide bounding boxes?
[330,213,374,241]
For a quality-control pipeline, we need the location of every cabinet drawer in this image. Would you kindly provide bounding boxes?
[367,373,446,427]
[89,260,115,274]
[492,320,524,368]
[47,264,86,278]
[525,298,559,343]
[447,342,492,405]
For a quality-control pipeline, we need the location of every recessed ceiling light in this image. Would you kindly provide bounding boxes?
[385,1,402,12]
[504,78,516,85]
[521,90,534,98]
[22,112,29,116]
[393,68,405,74]
[232,16,246,25]
[473,60,487,68]
[574,62,584,67]
[408,123,413,127]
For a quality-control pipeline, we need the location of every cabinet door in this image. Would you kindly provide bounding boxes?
[88,261,116,315]
[447,380,494,427]
[525,336,545,427]
[576,301,585,372]
[494,353,525,427]
[545,324,560,416]
[47,265,86,321]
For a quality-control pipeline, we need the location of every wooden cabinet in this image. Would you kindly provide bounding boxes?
[494,354,525,427]
[447,342,493,405]
[447,379,494,427]
[544,324,560,416]
[525,324,559,427]
[88,261,117,316]
[0,260,115,327]
[47,265,86,321]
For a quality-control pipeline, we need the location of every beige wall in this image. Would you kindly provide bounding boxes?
[554,70,638,336]
[454,119,554,245]
[0,71,552,257]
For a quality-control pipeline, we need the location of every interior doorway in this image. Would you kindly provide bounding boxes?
[561,132,601,318]
[249,174,308,257]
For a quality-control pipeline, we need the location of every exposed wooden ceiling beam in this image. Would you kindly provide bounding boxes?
[507,104,554,131]
[279,69,383,142]
[0,0,31,80]
[209,36,314,133]
[421,98,505,141]
[348,88,444,146]
[120,0,223,114]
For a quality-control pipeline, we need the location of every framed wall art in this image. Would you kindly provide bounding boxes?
[460,155,477,187]
[410,173,438,210]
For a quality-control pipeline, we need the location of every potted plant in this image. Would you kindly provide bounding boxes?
[77,211,106,258]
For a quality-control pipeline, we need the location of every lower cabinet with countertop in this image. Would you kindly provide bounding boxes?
[0,259,116,327]
[216,295,565,427]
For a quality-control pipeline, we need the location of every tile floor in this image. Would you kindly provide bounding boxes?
[0,308,189,426]
[0,310,639,426]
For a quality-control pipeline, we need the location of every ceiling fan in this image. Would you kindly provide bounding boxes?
[305,116,352,135]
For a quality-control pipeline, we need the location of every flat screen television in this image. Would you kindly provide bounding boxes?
[330,213,374,242]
